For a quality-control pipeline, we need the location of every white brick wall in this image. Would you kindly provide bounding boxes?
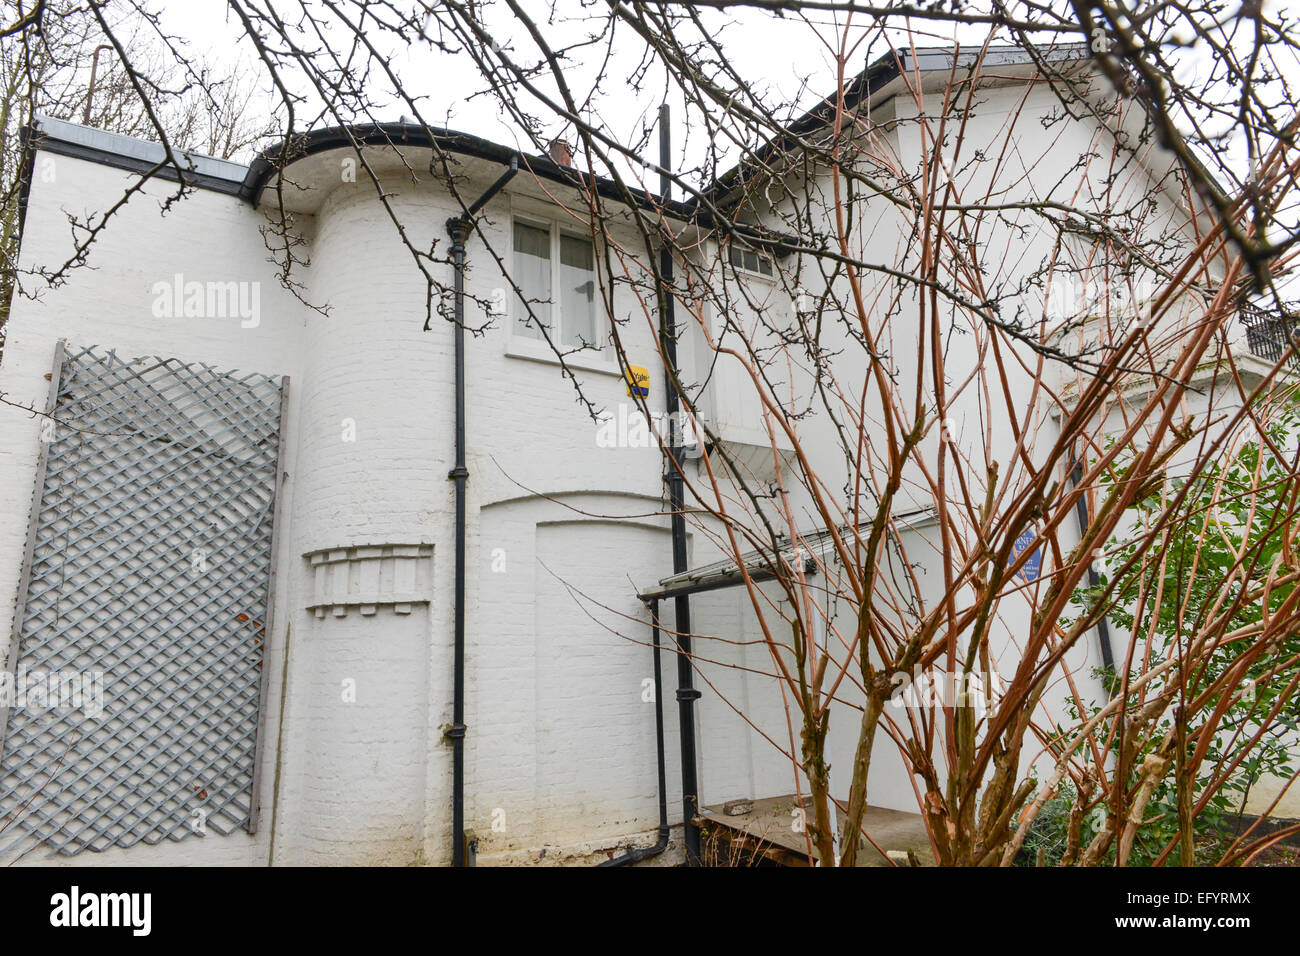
[5,94,1289,869]
[0,143,712,866]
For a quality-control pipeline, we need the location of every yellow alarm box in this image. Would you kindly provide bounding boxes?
[626,365,650,398]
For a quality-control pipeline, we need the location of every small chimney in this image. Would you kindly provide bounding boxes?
[548,138,573,168]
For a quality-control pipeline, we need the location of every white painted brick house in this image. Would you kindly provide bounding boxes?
[0,44,1288,867]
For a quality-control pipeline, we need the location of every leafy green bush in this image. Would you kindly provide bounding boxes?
[1053,407,1300,865]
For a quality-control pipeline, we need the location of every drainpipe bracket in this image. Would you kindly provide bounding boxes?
[445,216,469,244]
[675,688,702,702]
[443,723,467,741]
[448,465,469,481]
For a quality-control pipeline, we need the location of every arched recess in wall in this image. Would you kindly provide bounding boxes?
[466,493,687,855]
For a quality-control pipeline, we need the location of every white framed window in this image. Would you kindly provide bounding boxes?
[726,240,774,278]
[512,215,600,349]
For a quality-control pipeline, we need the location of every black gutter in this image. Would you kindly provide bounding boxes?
[656,105,703,866]
[11,124,38,281]
[239,121,798,259]
[1069,456,1116,683]
[599,598,671,866]
[25,116,800,258]
[242,122,694,219]
[443,156,519,868]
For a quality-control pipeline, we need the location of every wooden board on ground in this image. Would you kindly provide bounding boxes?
[696,794,931,866]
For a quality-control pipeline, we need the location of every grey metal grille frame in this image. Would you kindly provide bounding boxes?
[1241,302,1300,368]
[0,344,288,856]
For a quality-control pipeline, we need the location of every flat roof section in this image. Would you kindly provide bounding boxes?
[30,115,249,195]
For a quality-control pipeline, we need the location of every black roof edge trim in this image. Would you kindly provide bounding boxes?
[707,52,902,202]
[14,123,38,264]
[240,121,800,256]
[241,121,692,215]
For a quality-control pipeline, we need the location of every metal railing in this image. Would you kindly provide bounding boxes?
[1240,302,1300,368]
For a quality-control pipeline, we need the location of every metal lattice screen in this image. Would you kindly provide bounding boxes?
[0,344,286,856]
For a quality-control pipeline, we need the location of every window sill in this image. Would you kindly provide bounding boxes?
[504,336,624,378]
[729,268,777,284]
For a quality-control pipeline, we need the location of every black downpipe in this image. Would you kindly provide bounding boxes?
[445,158,518,868]
[1070,457,1116,682]
[599,598,671,866]
[657,105,703,865]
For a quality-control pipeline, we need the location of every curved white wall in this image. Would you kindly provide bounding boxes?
[274,179,450,864]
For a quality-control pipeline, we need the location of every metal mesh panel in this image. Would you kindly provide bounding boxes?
[1241,302,1300,368]
[0,345,285,856]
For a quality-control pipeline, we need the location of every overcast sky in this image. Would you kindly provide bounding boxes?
[153,0,1294,209]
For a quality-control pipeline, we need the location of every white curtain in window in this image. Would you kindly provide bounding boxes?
[514,222,552,337]
[560,234,596,346]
